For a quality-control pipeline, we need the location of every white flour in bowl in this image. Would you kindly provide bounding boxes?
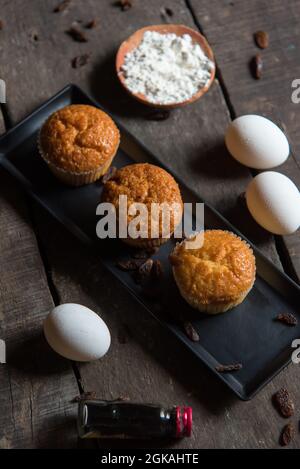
[121,31,214,105]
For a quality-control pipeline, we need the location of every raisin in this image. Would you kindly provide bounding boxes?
[116,258,146,271]
[215,363,243,373]
[254,31,269,49]
[134,258,164,299]
[151,259,163,281]
[276,313,298,326]
[53,0,71,12]
[183,322,200,342]
[66,26,88,42]
[148,246,159,255]
[165,7,174,16]
[132,249,149,260]
[273,388,295,418]
[86,19,97,29]
[280,423,295,446]
[71,53,90,68]
[117,0,133,11]
[160,7,174,21]
[134,259,154,284]
[71,391,96,403]
[255,56,263,78]
[251,54,263,79]
[146,110,170,121]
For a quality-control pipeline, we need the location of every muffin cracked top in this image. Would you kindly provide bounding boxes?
[170,230,256,305]
[102,163,183,238]
[39,104,120,173]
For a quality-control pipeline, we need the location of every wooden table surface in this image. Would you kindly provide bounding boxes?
[0,0,299,449]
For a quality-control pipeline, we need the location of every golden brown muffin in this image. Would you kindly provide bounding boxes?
[101,163,183,248]
[170,230,256,314]
[39,104,120,186]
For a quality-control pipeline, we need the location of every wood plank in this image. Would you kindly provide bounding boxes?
[0,0,294,449]
[0,172,79,448]
[0,0,279,262]
[0,21,78,448]
[0,108,5,135]
[35,207,300,449]
[189,0,300,280]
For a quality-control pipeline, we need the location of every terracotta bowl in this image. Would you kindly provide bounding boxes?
[116,24,216,110]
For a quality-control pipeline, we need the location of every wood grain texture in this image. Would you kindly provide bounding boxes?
[189,0,300,280]
[0,14,78,447]
[1,0,298,449]
[0,173,78,448]
[35,207,300,449]
[0,108,5,135]
[0,0,279,262]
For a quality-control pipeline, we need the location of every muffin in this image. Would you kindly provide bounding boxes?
[170,230,256,314]
[101,163,183,248]
[39,104,120,186]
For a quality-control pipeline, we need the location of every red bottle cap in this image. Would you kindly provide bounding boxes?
[175,406,192,437]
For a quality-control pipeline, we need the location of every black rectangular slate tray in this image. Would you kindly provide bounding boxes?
[1,84,300,400]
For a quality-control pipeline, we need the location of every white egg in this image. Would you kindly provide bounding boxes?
[225,115,289,169]
[246,172,300,235]
[43,303,111,362]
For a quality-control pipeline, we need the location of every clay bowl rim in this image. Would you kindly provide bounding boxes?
[116,24,216,110]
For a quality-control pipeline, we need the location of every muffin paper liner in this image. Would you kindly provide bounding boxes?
[171,230,256,315]
[37,131,117,187]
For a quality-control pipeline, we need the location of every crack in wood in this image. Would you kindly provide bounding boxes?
[0,0,299,449]
[185,0,236,120]
[185,0,300,279]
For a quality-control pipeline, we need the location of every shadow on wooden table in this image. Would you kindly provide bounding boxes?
[0,127,239,449]
[89,53,163,119]
[32,205,237,417]
[8,331,71,376]
[1,164,237,398]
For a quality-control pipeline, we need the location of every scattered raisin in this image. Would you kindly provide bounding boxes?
[30,31,39,42]
[165,7,174,16]
[141,262,164,298]
[254,31,269,49]
[71,53,90,68]
[115,395,130,402]
[215,363,243,373]
[183,322,200,342]
[86,19,97,29]
[117,0,133,11]
[146,110,170,121]
[116,258,146,271]
[151,259,164,281]
[71,391,96,403]
[53,0,71,12]
[280,423,295,446]
[160,7,174,21]
[251,54,263,79]
[132,249,149,260]
[101,166,117,183]
[276,313,298,326]
[146,246,159,256]
[66,26,88,42]
[134,259,154,284]
[273,388,295,418]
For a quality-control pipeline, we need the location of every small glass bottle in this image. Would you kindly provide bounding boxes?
[78,399,192,439]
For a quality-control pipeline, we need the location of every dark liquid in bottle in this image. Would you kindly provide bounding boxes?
[78,400,191,439]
